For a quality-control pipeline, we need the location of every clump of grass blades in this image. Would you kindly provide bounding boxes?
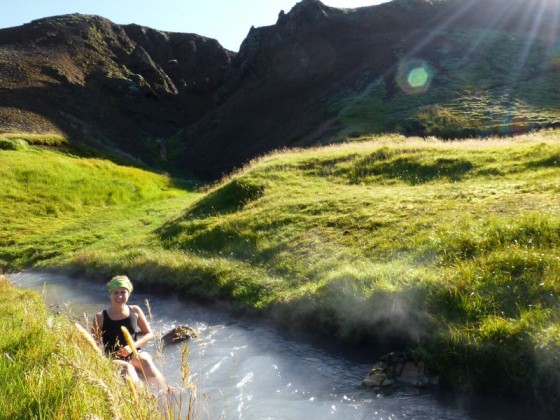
[0,138,29,151]
[0,132,68,146]
[423,309,560,410]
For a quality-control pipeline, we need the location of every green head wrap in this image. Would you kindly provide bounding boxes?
[107,275,133,295]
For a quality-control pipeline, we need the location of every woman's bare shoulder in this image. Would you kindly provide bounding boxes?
[129,305,145,315]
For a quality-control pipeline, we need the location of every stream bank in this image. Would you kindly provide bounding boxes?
[10,271,549,420]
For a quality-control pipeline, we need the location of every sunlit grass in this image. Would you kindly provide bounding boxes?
[2,130,560,407]
[149,130,559,405]
[0,143,196,269]
[0,132,68,146]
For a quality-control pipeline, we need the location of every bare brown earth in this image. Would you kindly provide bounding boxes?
[1,0,559,178]
[0,13,233,167]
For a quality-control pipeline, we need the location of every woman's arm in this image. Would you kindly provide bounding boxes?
[130,305,154,349]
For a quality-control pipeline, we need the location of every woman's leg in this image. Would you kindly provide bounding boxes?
[113,359,140,382]
[130,352,171,393]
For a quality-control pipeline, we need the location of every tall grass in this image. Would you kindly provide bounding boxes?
[0,133,69,150]
[0,276,162,419]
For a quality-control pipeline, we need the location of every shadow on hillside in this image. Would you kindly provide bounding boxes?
[184,179,265,218]
[157,177,266,246]
[349,155,474,185]
[525,153,560,169]
[0,82,200,190]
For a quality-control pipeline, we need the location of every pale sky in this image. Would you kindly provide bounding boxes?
[0,0,390,51]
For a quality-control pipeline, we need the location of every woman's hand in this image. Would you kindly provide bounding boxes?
[116,345,132,358]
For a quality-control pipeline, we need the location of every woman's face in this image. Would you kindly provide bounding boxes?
[110,287,129,305]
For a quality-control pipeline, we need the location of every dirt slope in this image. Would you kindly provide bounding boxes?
[0,13,232,168]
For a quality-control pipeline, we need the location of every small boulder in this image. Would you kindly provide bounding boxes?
[363,351,439,389]
[161,325,198,345]
[363,368,393,388]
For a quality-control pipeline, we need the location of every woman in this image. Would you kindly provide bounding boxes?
[92,275,171,393]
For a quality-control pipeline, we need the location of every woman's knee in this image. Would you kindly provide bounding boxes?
[131,352,156,372]
[113,360,139,380]
[138,352,153,362]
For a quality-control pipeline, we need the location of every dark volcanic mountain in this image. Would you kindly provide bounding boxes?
[1,0,560,178]
[0,13,233,166]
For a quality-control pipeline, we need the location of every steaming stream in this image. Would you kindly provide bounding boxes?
[11,271,539,420]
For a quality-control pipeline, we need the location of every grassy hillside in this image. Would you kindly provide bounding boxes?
[2,131,560,408]
[332,29,560,139]
[155,131,560,407]
[0,133,196,269]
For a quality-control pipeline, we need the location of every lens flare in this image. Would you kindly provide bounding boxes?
[551,41,560,68]
[396,59,434,95]
[501,114,528,136]
[408,67,429,89]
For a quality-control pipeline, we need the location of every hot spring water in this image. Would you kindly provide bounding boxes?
[11,271,540,420]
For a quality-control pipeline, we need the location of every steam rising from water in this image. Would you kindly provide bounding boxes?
[274,262,431,352]
[325,279,428,345]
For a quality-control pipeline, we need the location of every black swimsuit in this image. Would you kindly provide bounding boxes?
[101,307,139,359]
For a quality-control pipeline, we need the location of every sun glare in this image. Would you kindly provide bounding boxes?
[407,67,429,89]
[394,0,560,98]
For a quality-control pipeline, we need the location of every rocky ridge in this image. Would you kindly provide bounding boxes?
[1,0,560,178]
[0,13,232,168]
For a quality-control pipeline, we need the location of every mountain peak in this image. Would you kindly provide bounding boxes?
[277,0,339,26]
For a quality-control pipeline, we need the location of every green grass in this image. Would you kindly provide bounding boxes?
[0,275,163,419]
[2,130,560,409]
[0,132,69,147]
[0,143,195,268]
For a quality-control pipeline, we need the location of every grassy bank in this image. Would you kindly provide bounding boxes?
[0,139,196,268]
[0,275,163,419]
[2,131,560,408]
